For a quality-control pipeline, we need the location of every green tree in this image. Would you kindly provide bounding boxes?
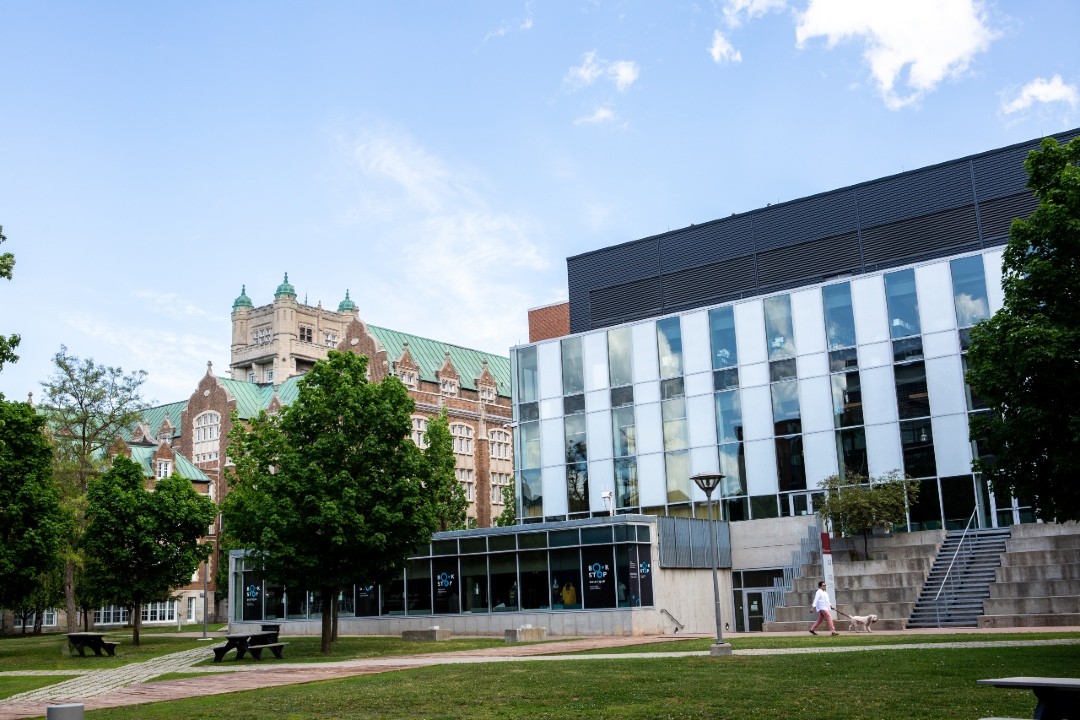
[81,456,215,646]
[494,474,517,527]
[222,350,440,653]
[0,399,71,618]
[966,136,1080,522]
[423,409,468,532]
[0,224,20,372]
[814,471,919,559]
[40,346,147,630]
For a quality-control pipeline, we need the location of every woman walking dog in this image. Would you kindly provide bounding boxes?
[809,581,839,636]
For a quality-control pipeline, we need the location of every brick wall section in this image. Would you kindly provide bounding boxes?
[528,302,570,342]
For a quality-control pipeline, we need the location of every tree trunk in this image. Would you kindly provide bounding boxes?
[331,594,339,642]
[132,602,142,647]
[64,559,78,632]
[320,586,334,654]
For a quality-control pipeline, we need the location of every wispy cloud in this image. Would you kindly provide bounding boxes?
[133,290,217,322]
[565,50,640,93]
[709,30,742,64]
[65,313,225,404]
[481,1,535,45]
[1001,74,1079,115]
[722,0,787,28]
[574,105,618,126]
[340,130,551,354]
[795,0,998,110]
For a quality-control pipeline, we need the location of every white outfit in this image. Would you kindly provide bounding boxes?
[812,588,831,612]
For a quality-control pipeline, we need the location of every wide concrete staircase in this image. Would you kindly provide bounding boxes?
[907,528,1010,628]
[763,530,944,632]
[978,522,1080,628]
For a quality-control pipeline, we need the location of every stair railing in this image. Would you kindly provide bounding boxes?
[763,523,821,623]
[933,508,978,627]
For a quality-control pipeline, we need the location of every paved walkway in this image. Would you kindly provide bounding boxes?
[1,629,1077,719]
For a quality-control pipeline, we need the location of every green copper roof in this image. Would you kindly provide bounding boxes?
[368,325,511,397]
[275,273,296,298]
[127,445,210,483]
[123,400,187,443]
[337,289,356,313]
[232,284,253,310]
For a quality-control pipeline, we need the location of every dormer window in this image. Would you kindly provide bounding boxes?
[441,378,459,396]
[156,460,171,479]
[400,371,417,389]
[478,385,496,402]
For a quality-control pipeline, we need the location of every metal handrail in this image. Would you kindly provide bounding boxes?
[933,508,978,626]
[763,524,821,623]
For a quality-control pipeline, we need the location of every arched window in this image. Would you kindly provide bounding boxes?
[193,411,221,464]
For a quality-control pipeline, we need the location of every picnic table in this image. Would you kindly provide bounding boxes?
[65,632,119,657]
[978,677,1080,720]
[213,631,286,662]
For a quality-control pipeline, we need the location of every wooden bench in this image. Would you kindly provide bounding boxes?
[246,642,287,660]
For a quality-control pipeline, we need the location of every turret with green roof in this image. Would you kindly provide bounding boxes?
[275,273,296,299]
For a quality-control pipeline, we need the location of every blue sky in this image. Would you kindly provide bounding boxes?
[1,1,1078,404]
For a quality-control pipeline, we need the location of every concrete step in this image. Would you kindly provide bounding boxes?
[1008,522,1080,539]
[1005,534,1080,552]
[835,558,934,575]
[999,549,1080,566]
[989,579,1080,598]
[982,595,1080,615]
[995,563,1080,582]
[978,612,1080,628]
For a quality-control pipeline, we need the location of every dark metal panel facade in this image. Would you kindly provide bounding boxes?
[566,129,1077,333]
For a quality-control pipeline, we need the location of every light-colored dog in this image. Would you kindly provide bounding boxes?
[848,614,878,632]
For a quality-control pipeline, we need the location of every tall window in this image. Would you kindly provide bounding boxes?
[193,411,220,464]
[656,317,683,379]
[950,256,990,328]
[564,411,588,515]
[764,295,795,360]
[710,305,745,515]
[561,337,584,395]
[299,326,313,343]
[663,379,689,503]
[516,346,539,403]
[885,269,921,338]
[612,405,638,509]
[451,424,474,454]
[822,282,857,350]
[489,429,511,460]
[607,327,633,387]
[156,460,171,479]
[411,416,429,448]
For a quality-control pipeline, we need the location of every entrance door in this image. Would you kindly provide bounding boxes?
[742,590,765,632]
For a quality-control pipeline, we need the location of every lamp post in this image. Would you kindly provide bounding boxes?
[691,472,733,656]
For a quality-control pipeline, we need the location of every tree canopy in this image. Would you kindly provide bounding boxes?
[0,398,71,614]
[39,346,147,630]
[222,350,441,653]
[0,224,20,373]
[814,471,919,559]
[423,409,468,532]
[82,456,215,645]
[966,136,1080,522]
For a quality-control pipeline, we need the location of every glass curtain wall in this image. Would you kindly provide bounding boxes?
[515,346,543,519]
[657,317,690,506]
[563,337,589,517]
[609,327,638,510]
[764,295,804,512]
[709,306,747,521]
[823,282,867,479]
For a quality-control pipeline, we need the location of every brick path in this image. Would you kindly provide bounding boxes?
[1,629,1077,720]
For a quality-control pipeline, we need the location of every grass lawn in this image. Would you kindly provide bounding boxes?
[189,636,527,666]
[576,631,1080,653]
[81,643,1080,719]
[0,676,78,700]
[0,633,210,671]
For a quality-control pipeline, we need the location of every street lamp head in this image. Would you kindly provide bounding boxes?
[692,472,725,498]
